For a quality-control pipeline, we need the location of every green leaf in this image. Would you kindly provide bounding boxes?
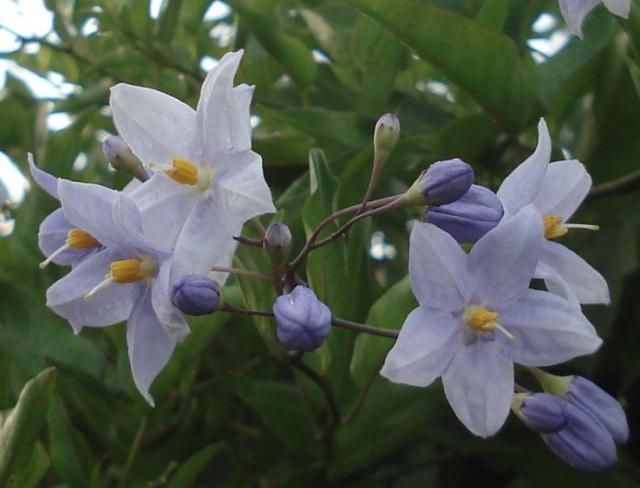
[433,113,501,163]
[167,442,225,488]
[232,0,317,89]
[11,442,50,488]
[47,395,89,487]
[156,0,183,44]
[350,276,417,388]
[0,368,57,485]
[342,0,537,130]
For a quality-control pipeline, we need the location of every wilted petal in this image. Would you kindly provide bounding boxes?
[151,260,190,341]
[602,0,631,17]
[468,205,543,307]
[46,249,140,332]
[196,50,251,157]
[497,119,551,215]
[215,150,276,223]
[532,160,591,221]
[28,153,59,199]
[380,307,459,387]
[500,289,602,366]
[442,339,513,437]
[541,241,610,304]
[110,83,198,167]
[170,194,238,284]
[409,222,468,311]
[126,289,176,406]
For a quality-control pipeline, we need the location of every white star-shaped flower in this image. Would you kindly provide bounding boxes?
[559,0,630,38]
[109,50,275,284]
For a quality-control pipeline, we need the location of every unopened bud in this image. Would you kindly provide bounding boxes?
[263,222,292,270]
[373,113,400,157]
[102,135,148,181]
[170,274,221,316]
[513,393,566,433]
[406,158,474,206]
[425,184,503,242]
[273,286,331,352]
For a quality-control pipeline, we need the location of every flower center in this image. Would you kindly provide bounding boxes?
[463,306,514,340]
[85,255,157,300]
[164,158,214,190]
[543,214,599,240]
[166,158,199,185]
[39,228,101,268]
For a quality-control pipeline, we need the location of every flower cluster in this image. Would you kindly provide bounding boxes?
[30,51,275,404]
[28,42,627,472]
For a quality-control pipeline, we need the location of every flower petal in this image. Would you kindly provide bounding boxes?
[534,261,580,307]
[541,241,610,305]
[196,50,251,156]
[497,118,552,216]
[38,208,86,266]
[215,149,276,223]
[126,288,176,406]
[532,160,591,220]
[499,289,602,366]
[128,173,197,249]
[109,83,198,167]
[46,249,140,333]
[559,0,601,38]
[151,260,190,341]
[602,0,631,17]
[28,153,59,199]
[380,307,459,387]
[409,222,468,311]
[468,205,543,307]
[442,339,513,437]
[170,194,239,285]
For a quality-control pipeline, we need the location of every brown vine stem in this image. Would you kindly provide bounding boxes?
[211,266,273,283]
[587,169,640,200]
[331,317,399,339]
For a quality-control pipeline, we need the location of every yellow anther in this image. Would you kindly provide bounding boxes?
[543,215,568,240]
[110,255,157,283]
[166,158,199,185]
[66,228,100,249]
[465,307,499,333]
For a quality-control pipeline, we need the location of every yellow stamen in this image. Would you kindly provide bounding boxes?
[84,255,157,300]
[465,307,499,332]
[166,158,199,185]
[543,215,568,240]
[39,228,101,268]
[66,228,100,249]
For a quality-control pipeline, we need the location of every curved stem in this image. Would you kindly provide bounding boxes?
[288,194,403,273]
[331,317,398,339]
[587,169,640,200]
[233,235,264,247]
[222,304,274,318]
[211,266,273,283]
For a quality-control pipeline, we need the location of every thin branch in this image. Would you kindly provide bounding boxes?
[587,169,640,200]
[331,317,399,339]
[233,235,264,247]
[221,304,274,318]
[211,266,273,283]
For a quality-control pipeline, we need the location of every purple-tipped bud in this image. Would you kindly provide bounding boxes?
[566,377,629,444]
[263,222,292,270]
[516,393,567,433]
[542,402,618,472]
[273,286,331,352]
[170,274,220,316]
[373,113,400,156]
[425,184,504,242]
[406,159,474,206]
[102,135,147,181]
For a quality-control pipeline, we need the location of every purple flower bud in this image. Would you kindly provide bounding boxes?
[542,402,618,472]
[566,376,629,444]
[426,184,504,242]
[519,394,567,433]
[171,274,220,316]
[263,222,292,269]
[420,159,474,206]
[273,286,331,352]
[102,135,147,181]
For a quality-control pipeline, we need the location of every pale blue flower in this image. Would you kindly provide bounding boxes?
[497,119,609,305]
[45,179,190,405]
[559,0,630,38]
[381,206,602,437]
[109,50,275,285]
